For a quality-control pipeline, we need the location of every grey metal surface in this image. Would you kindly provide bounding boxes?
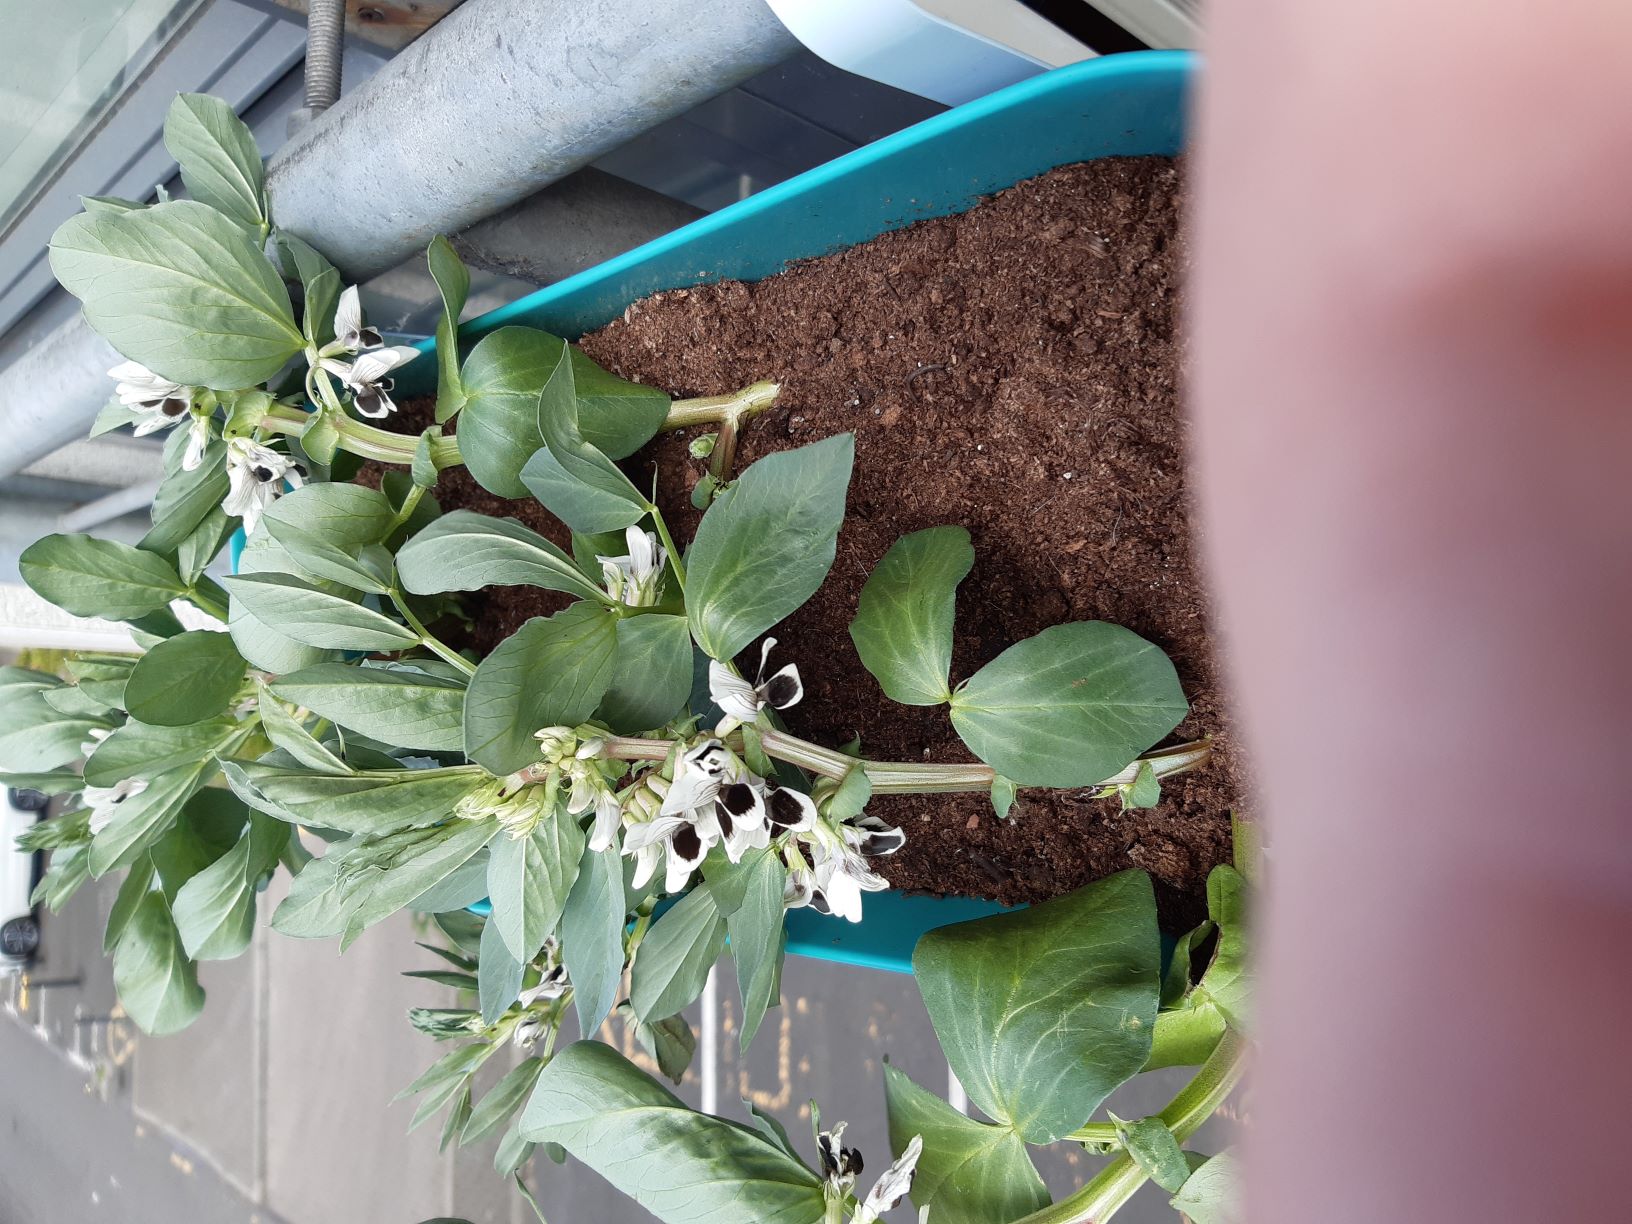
[0,317,123,481]
[452,168,705,285]
[264,0,801,282]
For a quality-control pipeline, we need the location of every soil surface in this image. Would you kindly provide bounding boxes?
[388,157,1242,929]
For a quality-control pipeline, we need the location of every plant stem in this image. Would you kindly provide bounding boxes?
[391,483,427,530]
[594,729,1212,798]
[647,504,687,592]
[662,381,780,431]
[1012,1030,1249,1224]
[259,404,461,467]
[185,578,231,621]
[388,589,476,676]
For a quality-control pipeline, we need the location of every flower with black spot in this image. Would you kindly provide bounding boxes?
[817,1120,865,1198]
[322,345,421,419]
[855,1135,923,1223]
[222,438,305,534]
[709,637,803,734]
[83,778,147,836]
[332,285,384,352]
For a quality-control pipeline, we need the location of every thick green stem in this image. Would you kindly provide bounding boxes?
[595,729,1211,798]
[662,381,780,431]
[185,578,231,621]
[1013,1030,1248,1224]
[260,404,461,467]
[388,590,476,676]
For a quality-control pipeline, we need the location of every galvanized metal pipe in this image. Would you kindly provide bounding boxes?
[266,0,799,280]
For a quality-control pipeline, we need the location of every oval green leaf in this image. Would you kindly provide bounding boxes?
[222,573,418,652]
[949,621,1187,787]
[486,808,583,964]
[50,200,302,388]
[397,510,605,604]
[123,630,246,726]
[594,614,693,734]
[911,870,1161,1144]
[20,534,186,620]
[272,663,468,753]
[463,603,618,775]
[458,326,564,497]
[629,882,725,1023]
[520,1041,825,1224]
[686,433,854,661]
[850,526,973,706]
[163,94,267,232]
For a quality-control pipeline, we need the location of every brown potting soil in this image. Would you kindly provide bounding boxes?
[385,157,1242,929]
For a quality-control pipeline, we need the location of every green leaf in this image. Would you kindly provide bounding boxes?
[1194,866,1250,1031]
[595,614,693,734]
[83,718,239,787]
[90,397,149,436]
[634,1014,696,1084]
[163,94,266,232]
[81,195,143,215]
[175,507,236,585]
[228,484,395,673]
[990,775,1018,820]
[262,517,391,593]
[1112,1114,1191,1193]
[850,526,973,706]
[0,684,100,773]
[172,813,289,960]
[272,664,467,753]
[486,809,584,964]
[520,1041,825,1224]
[89,759,217,877]
[825,767,871,823]
[726,851,787,1052]
[50,199,302,388]
[233,763,483,835]
[494,1118,536,1179]
[0,770,84,795]
[222,573,418,652]
[1169,1150,1241,1224]
[112,889,205,1035]
[882,1062,1050,1224]
[408,849,491,913]
[521,346,649,533]
[412,430,439,488]
[462,1057,545,1146]
[275,233,340,347]
[396,511,605,604]
[685,434,854,661]
[478,911,524,1026]
[1125,760,1161,808]
[256,683,350,773]
[123,631,246,726]
[20,534,185,620]
[428,237,470,422]
[569,347,670,459]
[560,843,627,1037]
[912,870,1161,1144]
[456,327,563,496]
[463,604,618,775]
[630,883,726,1023]
[949,622,1187,787]
[272,821,499,942]
[141,433,230,558]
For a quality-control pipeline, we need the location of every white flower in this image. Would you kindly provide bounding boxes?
[818,1120,864,1196]
[623,811,720,894]
[332,285,383,352]
[587,787,624,853]
[854,1135,923,1224]
[842,815,907,858]
[80,726,111,759]
[659,739,770,864]
[512,1015,547,1048]
[709,638,803,734]
[83,778,147,835]
[810,836,890,924]
[596,527,667,607]
[223,438,305,534]
[764,780,818,836]
[518,939,569,1005]
[109,359,200,441]
[321,345,420,419]
[180,416,212,471]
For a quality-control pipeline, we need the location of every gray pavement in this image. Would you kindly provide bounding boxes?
[1,863,1229,1224]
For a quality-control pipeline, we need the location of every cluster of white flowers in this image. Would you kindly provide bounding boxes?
[818,1120,923,1224]
[107,285,417,537]
[592,647,906,921]
[511,937,571,1048]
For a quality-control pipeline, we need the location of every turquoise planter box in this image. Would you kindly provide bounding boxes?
[250,51,1193,973]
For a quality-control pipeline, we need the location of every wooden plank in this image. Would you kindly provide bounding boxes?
[269,1,467,52]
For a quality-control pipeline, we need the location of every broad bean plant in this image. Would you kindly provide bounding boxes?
[1,96,1241,1222]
